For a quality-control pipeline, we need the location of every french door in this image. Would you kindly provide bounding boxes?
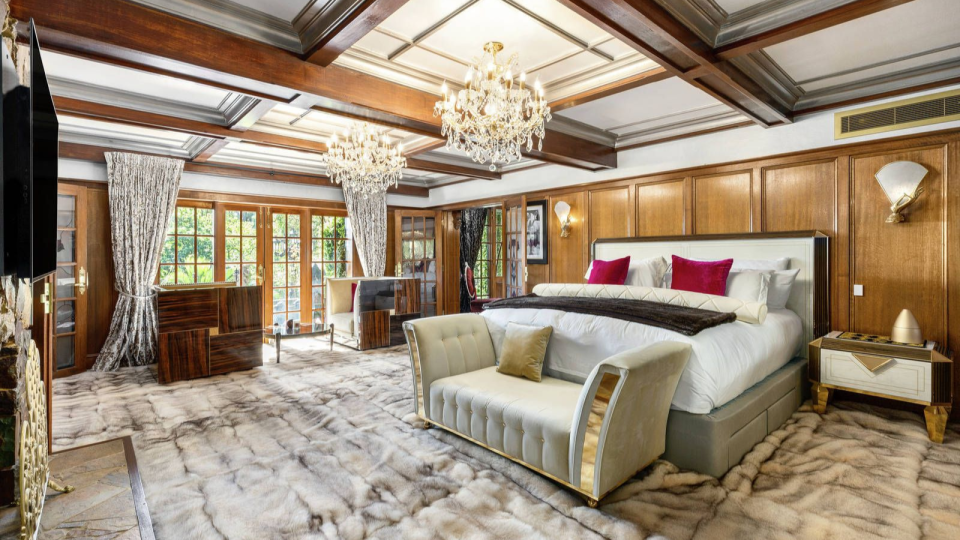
[219,205,264,286]
[395,210,442,316]
[265,208,308,327]
[53,184,88,377]
[504,198,525,298]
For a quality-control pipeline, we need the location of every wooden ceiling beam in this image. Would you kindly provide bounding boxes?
[15,0,615,170]
[549,67,672,113]
[556,0,792,127]
[303,0,411,66]
[58,142,429,197]
[405,157,500,180]
[715,0,917,60]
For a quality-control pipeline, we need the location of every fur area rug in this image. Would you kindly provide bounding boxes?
[53,342,960,540]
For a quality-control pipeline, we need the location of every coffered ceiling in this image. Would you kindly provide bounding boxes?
[19,0,960,198]
[338,0,660,100]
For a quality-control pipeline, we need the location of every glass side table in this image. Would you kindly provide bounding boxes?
[263,322,334,363]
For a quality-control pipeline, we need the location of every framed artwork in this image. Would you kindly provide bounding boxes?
[525,200,548,264]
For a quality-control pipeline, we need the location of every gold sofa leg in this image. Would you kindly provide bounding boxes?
[586,497,598,509]
[924,406,950,443]
[422,419,432,429]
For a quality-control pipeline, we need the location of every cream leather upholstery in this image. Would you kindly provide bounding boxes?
[533,283,768,324]
[327,277,364,337]
[431,367,581,480]
[404,314,691,504]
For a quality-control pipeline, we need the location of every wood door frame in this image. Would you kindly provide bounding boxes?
[394,210,442,315]
[53,183,89,378]
[264,206,312,326]
[503,197,526,296]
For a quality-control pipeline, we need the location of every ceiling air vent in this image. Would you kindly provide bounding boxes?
[835,89,960,139]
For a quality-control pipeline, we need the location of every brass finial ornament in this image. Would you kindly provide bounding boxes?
[891,309,923,345]
[874,161,927,223]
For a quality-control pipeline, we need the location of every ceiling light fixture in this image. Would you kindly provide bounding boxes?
[434,41,551,171]
[326,122,406,196]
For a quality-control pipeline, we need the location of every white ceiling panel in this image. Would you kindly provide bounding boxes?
[228,0,315,21]
[353,30,408,57]
[45,52,230,109]
[714,0,768,15]
[420,0,579,69]
[379,0,472,40]
[529,51,606,86]
[765,0,960,90]
[394,47,469,82]
[594,39,638,61]
[510,0,608,44]
[557,77,725,130]
[340,0,655,100]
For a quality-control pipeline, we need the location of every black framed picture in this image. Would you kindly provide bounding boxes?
[525,200,548,264]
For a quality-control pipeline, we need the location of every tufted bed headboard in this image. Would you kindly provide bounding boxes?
[592,231,829,354]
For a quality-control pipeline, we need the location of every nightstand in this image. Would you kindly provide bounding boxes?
[809,331,953,443]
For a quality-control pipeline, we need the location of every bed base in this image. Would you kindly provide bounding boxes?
[664,356,808,478]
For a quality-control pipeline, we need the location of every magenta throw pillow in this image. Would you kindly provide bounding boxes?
[587,256,631,285]
[670,255,733,296]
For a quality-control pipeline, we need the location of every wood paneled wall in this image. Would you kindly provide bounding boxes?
[435,128,960,414]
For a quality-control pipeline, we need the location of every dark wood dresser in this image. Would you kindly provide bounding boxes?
[157,284,262,384]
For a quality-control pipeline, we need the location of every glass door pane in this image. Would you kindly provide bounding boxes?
[224,209,260,286]
[271,212,302,326]
[397,212,440,317]
[310,214,351,325]
[505,203,524,298]
[53,185,88,377]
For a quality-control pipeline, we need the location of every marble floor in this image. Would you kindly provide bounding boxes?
[1,437,152,540]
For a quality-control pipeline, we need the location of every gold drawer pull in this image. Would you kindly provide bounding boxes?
[851,353,893,373]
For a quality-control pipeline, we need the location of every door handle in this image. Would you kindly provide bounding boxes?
[40,282,51,314]
[75,266,88,295]
[256,264,265,285]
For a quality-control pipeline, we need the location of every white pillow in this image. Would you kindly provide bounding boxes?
[585,256,667,288]
[732,257,790,272]
[664,257,789,274]
[766,268,800,309]
[725,271,771,303]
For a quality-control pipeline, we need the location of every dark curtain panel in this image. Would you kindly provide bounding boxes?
[459,207,488,313]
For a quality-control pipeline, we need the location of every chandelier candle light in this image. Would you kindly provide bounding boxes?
[326,122,407,195]
[434,41,551,171]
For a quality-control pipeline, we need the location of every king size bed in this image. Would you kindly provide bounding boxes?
[480,231,829,477]
[403,231,829,503]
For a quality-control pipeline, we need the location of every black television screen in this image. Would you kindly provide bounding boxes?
[30,22,59,281]
[1,21,58,281]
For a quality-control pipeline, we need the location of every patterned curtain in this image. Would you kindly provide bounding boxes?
[94,153,184,371]
[459,207,488,313]
[343,186,387,277]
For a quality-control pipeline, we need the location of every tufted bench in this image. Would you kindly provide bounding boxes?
[403,313,691,507]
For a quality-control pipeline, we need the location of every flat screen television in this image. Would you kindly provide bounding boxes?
[1,20,59,281]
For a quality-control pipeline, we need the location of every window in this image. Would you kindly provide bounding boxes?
[224,209,259,286]
[159,205,214,285]
[310,214,352,324]
[472,208,502,300]
[271,212,302,326]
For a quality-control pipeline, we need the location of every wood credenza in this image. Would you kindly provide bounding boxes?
[157,284,262,384]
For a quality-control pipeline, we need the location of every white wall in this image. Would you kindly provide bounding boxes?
[58,159,432,208]
[428,83,960,206]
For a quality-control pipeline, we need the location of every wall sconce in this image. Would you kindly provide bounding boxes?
[554,201,572,238]
[875,161,927,223]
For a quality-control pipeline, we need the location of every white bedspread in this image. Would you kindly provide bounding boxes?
[481,307,803,414]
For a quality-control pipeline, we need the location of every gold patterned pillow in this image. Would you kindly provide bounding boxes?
[497,323,552,382]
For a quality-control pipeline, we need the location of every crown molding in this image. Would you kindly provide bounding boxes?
[548,115,618,146]
[127,0,301,52]
[59,129,210,159]
[49,76,260,126]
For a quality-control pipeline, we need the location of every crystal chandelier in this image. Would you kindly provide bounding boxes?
[326,122,407,195]
[434,41,551,171]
